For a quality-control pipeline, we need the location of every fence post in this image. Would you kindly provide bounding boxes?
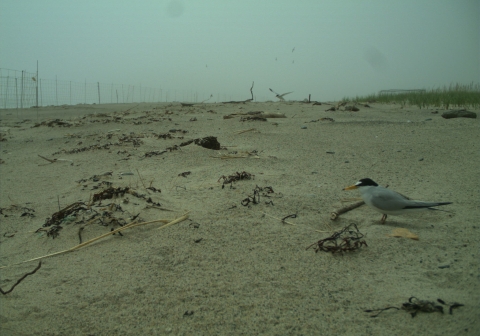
[4,76,8,109]
[15,78,18,109]
[97,82,101,104]
[36,60,39,107]
[40,79,43,106]
[21,71,24,109]
[116,89,118,103]
[55,75,58,106]
[70,81,72,105]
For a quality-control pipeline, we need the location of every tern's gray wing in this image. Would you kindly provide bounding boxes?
[269,88,279,95]
[370,187,451,211]
[369,187,411,211]
[279,91,293,98]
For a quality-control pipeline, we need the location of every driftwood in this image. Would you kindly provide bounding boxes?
[330,201,365,220]
[222,82,255,103]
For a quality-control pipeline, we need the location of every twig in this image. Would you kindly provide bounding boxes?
[38,154,56,163]
[234,128,256,134]
[0,214,189,269]
[263,212,296,226]
[136,168,150,193]
[0,262,42,294]
[38,155,73,165]
[330,201,365,220]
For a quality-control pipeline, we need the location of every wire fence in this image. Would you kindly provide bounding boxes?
[0,68,226,109]
[378,89,426,95]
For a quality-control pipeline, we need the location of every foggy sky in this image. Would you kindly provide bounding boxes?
[1,0,479,102]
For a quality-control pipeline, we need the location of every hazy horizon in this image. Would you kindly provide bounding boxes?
[1,0,479,102]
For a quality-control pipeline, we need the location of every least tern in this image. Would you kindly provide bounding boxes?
[343,178,452,223]
[269,88,293,101]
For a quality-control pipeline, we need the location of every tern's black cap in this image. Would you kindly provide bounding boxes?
[356,178,379,187]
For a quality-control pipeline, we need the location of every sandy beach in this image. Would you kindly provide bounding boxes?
[0,101,479,335]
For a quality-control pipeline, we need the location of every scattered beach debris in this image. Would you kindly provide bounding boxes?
[224,111,286,119]
[3,214,189,269]
[180,136,221,150]
[234,128,257,134]
[211,150,260,160]
[306,223,367,253]
[178,171,191,177]
[241,185,274,206]
[365,297,464,318]
[262,212,296,226]
[43,201,87,228]
[38,154,74,166]
[344,106,360,112]
[441,109,477,119]
[0,262,42,295]
[153,132,174,139]
[144,150,168,157]
[309,118,334,122]
[33,119,74,127]
[218,171,254,188]
[388,228,419,240]
[240,116,267,122]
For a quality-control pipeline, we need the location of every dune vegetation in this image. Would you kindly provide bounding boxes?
[345,82,480,109]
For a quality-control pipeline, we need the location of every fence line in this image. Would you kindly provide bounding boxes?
[0,68,235,109]
[378,89,426,96]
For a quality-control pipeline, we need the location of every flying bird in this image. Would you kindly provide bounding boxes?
[269,88,293,101]
[343,178,452,223]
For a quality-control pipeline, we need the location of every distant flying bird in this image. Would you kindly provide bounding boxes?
[292,47,295,52]
[269,88,293,101]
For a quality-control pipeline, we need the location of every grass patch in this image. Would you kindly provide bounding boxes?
[344,82,480,109]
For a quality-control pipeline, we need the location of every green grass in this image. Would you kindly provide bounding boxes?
[344,82,480,109]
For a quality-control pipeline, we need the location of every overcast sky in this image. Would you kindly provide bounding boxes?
[1,0,479,102]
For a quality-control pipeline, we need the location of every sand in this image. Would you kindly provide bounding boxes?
[0,101,479,335]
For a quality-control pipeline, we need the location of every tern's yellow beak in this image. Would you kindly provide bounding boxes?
[343,185,358,191]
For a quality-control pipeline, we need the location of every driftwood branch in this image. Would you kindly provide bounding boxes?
[223,82,255,104]
[331,184,390,220]
[330,201,365,220]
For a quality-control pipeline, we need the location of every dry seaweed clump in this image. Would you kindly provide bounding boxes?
[306,223,367,253]
[365,297,464,318]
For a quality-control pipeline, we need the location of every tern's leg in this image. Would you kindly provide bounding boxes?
[380,214,387,224]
